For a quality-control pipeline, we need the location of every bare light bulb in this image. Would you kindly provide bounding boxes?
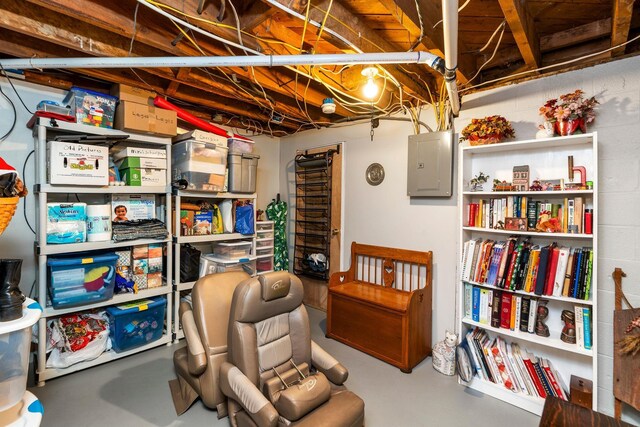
[363,77,379,99]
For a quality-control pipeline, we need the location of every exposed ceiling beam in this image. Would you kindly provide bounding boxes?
[541,18,611,52]
[542,37,610,66]
[498,0,541,69]
[239,1,277,30]
[166,67,191,96]
[375,0,475,83]
[262,0,435,101]
[611,0,636,56]
[23,0,340,119]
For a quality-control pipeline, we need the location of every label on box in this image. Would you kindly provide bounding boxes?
[48,141,109,186]
[172,129,228,146]
[115,157,167,170]
[112,146,167,161]
[117,298,154,310]
[120,167,166,186]
[112,195,156,221]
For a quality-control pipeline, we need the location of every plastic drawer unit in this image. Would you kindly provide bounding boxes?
[106,297,166,352]
[47,253,118,309]
[213,241,252,259]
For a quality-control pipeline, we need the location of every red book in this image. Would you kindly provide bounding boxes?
[504,245,520,290]
[541,360,565,400]
[522,354,547,398]
[499,293,512,329]
[544,247,560,296]
[468,203,478,227]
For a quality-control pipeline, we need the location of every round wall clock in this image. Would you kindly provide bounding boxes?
[366,163,385,186]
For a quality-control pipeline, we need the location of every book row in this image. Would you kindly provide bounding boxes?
[460,327,569,400]
[464,284,593,350]
[461,238,593,301]
[467,196,593,234]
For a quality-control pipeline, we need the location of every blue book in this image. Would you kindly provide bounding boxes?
[472,287,481,322]
[583,307,592,350]
[572,250,584,299]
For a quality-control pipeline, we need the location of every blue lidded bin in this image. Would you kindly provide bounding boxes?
[106,297,166,353]
[47,253,118,309]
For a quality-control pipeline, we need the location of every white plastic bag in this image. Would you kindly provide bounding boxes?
[46,330,111,368]
[219,199,233,233]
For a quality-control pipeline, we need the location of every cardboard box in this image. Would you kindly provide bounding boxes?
[172,129,228,147]
[115,250,132,267]
[148,257,163,274]
[110,83,156,105]
[132,245,149,260]
[148,243,163,258]
[147,272,163,288]
[133,259,149,275]
[112,194,156,221]
[133,274,148,290]
[114,101,177,137]
[63,87,117,128]
[119,167,166,186]
[112,146,166,161]
[115,157,167,170]
[48,141,109,186]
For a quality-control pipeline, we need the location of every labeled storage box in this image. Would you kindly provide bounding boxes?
[119,167,166,186]
[115,157,167,170]
[47,253,118,309]
[110,83,156,105]
[48,141,109,186]
[228,152,259,193]
[114,101,177,137]
[199,255,256,277]
[173,129,228,147]
[172,140,228,192]
[112,146,166,161]
[106,296,166,352]
[227,136,254,153]
[63,87,117,128]
[213,241,252,259]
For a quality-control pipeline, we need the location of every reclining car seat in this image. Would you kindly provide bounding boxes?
[169,271,250,416]
[220,271,365,427]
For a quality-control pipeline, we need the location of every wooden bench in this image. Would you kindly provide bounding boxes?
[326,242,433,373]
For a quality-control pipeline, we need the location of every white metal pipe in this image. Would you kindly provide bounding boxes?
[442,0,461,116]
[0,51,443,70]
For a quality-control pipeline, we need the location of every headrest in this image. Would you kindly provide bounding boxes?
[230,272,304,324]
[259,272,291,301]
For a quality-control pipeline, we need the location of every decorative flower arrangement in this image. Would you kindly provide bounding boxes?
[538,90,598,136]
[460,115,515,145]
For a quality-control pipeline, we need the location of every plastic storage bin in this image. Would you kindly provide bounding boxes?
[256,238,274,248]
[257,257,273,273]
[199,255,257,277]
[47,253,118,309]
[172,140,228,192]
[62,87,117,128]
[256,230,274,239]
[227,136,254,153]
[256,221,274,231]
[106,297,166,353]
[213,241,252,259]
[0,298,41,412]
[256,247,274,257]
[228,152,259,193]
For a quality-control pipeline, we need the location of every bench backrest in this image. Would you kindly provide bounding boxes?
[348,242,432,293]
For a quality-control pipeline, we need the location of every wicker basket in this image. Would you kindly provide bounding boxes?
[0,197,19,236]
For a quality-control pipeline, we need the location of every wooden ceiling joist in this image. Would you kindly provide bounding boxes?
[498,0,541,69]
[611,0,636,56]
[541,18,612,52]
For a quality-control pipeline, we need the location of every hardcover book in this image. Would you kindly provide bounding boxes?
[490,290,501,328]
[519,297,531,332]
[534,245,552,295]
[500,292,512,329]
[574,305,584,349]
[583,307,592,350]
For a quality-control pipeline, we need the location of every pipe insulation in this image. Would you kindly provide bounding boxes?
[442,0,460,116]
[0,52,443,70]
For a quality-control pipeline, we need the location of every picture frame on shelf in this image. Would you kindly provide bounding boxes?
[541,179,565,191]
[505,217,527,231]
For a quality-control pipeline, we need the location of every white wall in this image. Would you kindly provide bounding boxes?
[280,116,458,349]
[252,134,281,212]
[282,55,640,423]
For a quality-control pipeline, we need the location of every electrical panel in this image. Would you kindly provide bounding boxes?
[407,130,453,197]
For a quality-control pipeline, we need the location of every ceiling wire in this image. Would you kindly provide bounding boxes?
[463,21,506,86]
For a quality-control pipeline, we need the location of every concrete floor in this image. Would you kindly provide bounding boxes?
[29,307,540,427]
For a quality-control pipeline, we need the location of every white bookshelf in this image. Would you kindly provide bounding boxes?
[33,119,173,385]
[456,132,598,415]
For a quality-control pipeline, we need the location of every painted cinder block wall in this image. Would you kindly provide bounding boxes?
[282,55,640,423]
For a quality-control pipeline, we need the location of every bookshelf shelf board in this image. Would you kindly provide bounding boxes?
[36,184,168,194]
[462,377,545,415]
[38,333,171,381]
[37,237,171,255]
[174,190,256,199]
[462,133,593,154]
[174,233,251,244]
[462,227,593,239]
[43,286,171,317]
[462,318,593,357]
[463,190,594,196]
[38,118,171,146]
[462,280,593,306]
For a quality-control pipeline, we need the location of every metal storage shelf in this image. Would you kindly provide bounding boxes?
[34,122,174,386]
[174,233,249,244]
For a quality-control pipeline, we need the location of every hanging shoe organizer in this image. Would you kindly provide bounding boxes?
[294,150,335,280]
